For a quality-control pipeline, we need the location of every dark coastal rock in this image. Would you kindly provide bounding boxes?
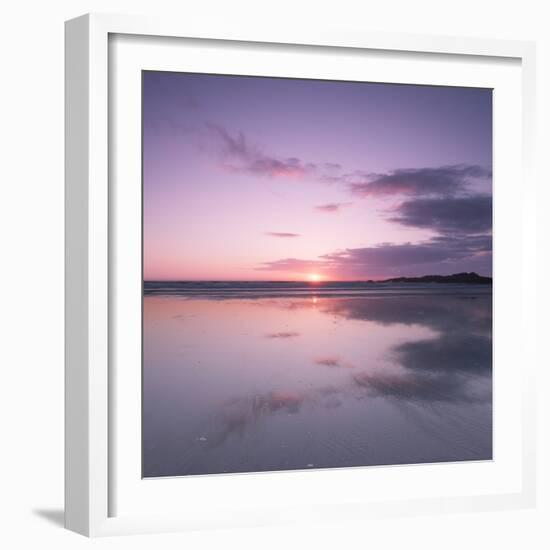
[379,272,492,284]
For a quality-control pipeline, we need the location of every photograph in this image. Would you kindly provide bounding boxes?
[142,71,493,478]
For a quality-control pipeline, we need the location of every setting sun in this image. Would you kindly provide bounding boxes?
[308,273,322,282]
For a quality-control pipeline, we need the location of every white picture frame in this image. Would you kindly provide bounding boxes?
[65,12,537,537]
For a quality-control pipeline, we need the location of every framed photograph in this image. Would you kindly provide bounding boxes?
[65,13,537,536]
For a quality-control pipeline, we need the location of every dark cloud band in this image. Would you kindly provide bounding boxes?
[349,165,491,197]
[389,194,492,234]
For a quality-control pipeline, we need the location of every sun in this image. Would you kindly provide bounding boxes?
[308,273,322,283]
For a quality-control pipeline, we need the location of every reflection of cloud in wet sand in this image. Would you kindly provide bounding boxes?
[353,370,488,404]
[395,333,491,375]
[322,295,491,335]
[265,331,300,339]
[203,390,305,448]
[205,294,492,444]
[314,356,354,369]
[203,387,345,448]
[331,295,493,404]
[171,313,197,321]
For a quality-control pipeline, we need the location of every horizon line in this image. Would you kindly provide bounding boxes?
[143,272,492,283]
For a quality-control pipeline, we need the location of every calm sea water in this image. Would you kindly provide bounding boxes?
[143,282,492,477]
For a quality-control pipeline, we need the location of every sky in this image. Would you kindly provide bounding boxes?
[143,71,492,281]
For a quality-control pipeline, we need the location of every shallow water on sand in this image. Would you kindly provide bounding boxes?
[142,285,492,477]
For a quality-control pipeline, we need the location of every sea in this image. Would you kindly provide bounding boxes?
[142,281,492,477]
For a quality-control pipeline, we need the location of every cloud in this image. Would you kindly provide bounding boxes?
[390,195,492,234]
[265,232,301,238]
[323,243,457,270]
[257,174,491,278]
[256,235,492,279]
[322,233,491,275]
[257,233,491,278]
[314,202,352,213]
[202,125,492,223]
[201,122,491,198]
[257,235,492,278]
[265,331,301,339]
[205,123,315,179]
[349,165,491,198]
[201,125,349,183]
[201,123,493,279]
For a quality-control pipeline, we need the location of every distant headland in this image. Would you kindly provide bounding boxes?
[369,272,492,284]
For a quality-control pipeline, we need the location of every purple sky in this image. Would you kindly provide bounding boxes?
[143,71,492,281]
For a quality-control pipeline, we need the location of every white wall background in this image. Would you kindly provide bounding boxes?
[0,1,547,548]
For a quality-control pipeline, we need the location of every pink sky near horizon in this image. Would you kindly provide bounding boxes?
[143,72,492,281]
